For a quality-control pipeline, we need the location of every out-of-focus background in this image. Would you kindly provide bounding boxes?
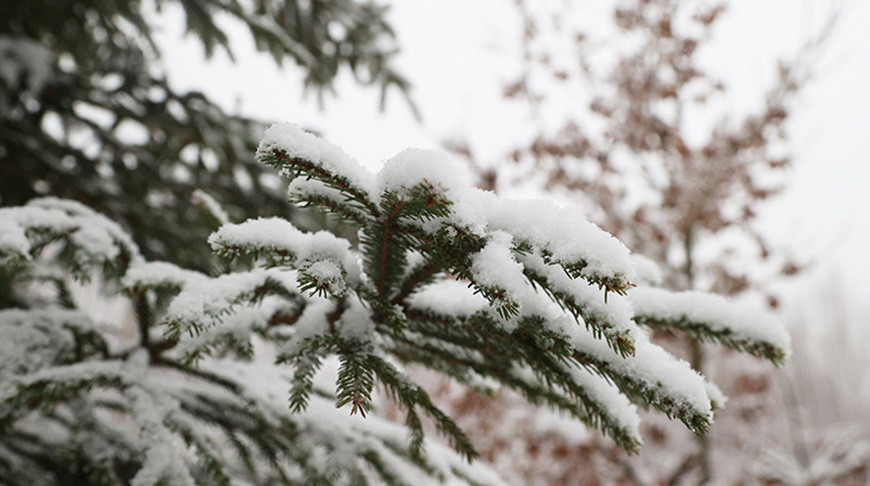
[2,0,868,483]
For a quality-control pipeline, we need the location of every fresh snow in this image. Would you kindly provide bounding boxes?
[0,198,142,265]
[191,189,230,225]
[630,286,791,357]
[407,278,713,422]
[209,217,361,285]
[258,123,376,196]
[0,309,98,380]
[473,193,636,284]
[552,314,713,423]
[123,261,208,291]
[258,123,636,289]
[519,251,638,338]
[376,147,472,198]
[165,268,299,332]
[406,280,489,317]
[470,230,529,321]
[0,215,30,258]
[632,254,663,285]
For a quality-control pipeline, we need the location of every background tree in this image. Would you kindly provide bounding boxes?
[442,0,834,483]
[0,0,413,271]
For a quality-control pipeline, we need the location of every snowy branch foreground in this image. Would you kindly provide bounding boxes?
[0,124,789,485]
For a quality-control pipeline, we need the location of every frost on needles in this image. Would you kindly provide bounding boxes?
[0,124,791,485]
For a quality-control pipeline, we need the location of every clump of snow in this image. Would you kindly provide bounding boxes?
[122,261,207,292]
[550,314,713,424]
[258,123,375,196]
[165,268,299,334]
[470,232,526,299]
[376,148,472,198]
[0,198,142,272]
[69,224,121,263]
[0,205,76,233]
[705,380,727,410]
[473,193,636,284]
[520,252,638,339]
[630,286,791,357]
[29,197,141,261]
[406,280,489,317]
[191,189,229,225]
[632,254,663,285]
[287,177,349,207]
[0,309,97,379]
[336,297,376,341]
[407,277,712,424]
[0,36,54,97]
[302,259,347,296]
[0,215,30,258]
[209,217,361,285]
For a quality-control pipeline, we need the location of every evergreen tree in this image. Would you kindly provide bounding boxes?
[0,125,790,484]
[0,197,502,485]
[0,0,412,271]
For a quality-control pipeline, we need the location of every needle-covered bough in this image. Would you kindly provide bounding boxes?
[0,124,790,485]
[0,199,504,485]
[173,124,790,454]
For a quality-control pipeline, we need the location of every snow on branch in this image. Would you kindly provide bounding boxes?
[0,308,106,379]
[0,124,790,475]
[630,286,791,364]
[0,197,507,485]
[406,280,712,438]
[258,123,378,217]
[0,197,141,276]
[208,217,361,297]
[123,261,208,293]
[156,123,795,456]
[163,268,303,342]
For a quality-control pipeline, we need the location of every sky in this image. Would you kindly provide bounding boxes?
[155,0,870,307]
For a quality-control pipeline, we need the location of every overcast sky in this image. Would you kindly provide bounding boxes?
[155,0,870,305]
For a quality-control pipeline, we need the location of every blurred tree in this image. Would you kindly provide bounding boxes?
[0,0,413,271]
[443,0,834,483]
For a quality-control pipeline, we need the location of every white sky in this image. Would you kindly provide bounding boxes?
[155,0,870,304]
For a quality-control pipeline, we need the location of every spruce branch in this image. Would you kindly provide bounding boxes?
[289,189,368,226]
[258,149,379,217]
[368,354,478,462]
[521,263,636,357]
[629,286,791,365]
[634,314,788,364]
[1,198,505,485]
[336,347,377,418]
[390,260,443,305]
